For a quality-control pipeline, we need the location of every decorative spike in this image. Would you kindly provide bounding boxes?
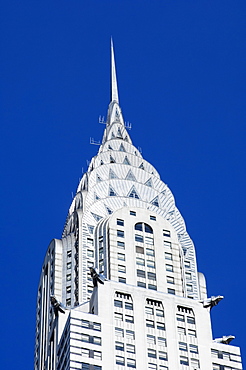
[111,38,119,103]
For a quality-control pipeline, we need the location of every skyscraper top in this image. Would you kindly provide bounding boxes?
[110,38,119,104]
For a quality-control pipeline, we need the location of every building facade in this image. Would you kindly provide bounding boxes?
[34,42,242,370]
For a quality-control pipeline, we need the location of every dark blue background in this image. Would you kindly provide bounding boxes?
[0,1,245,368]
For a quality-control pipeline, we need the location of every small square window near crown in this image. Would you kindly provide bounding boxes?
[117,219,124,226]
[130,211,136,216]
[150,215,156,221]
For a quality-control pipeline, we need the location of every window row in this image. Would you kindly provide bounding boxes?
[138,282,157,290]
[146,320,165,330]
[81,363,101,370]
[179,342,198,354]
[176,314,195,325]
[115,341,135,353]
[81,348,102,360]
[114,299,133,310]
[148,364,168,370]
[147,335,167,346]
[212,364,239,370]
[177,327,196,337]
[180,357,200,367]
[116,356,136,368]
[211,349,241,362]
[81,334,101,345]
[148,349,168,361]
[114,313,134,323]
[115,327,135,339]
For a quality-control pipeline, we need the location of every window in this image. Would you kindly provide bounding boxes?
[150,215,156,221]
[148,364,157,370]
[147,260,155,268]
[156,322,165,331]
[159,351,168,361]
[81,319,90,328]
[115,327,124,337]
[145,236,154,245]
[82,363,90,370]
[176,314,185,322]
[135,234,144,243]
[93,322,101,331]
[115,341,124,351]
[164,241,171,248]
[185,260,191,268]
[189,344,198,354]
[187,284,193,292]
[117,241,125,249]
[66,274,71,281]
[146,320,155,328]
[137,269,146,278]
[146,248,155,256]
[177,327,186,335]
[118,265,126,273]
[167,288,175,295]
[136,246,144,254]
[82,348,90,358]
[126,330,135,340]
[126,344,135,353]
[67,262,71,269]
[147,335,156,344]
[93,336,101,345]
[82,334,90,343]
[145,306,154,315]
[185,272,192,280]
[127,358,136,368]
[130,211,136,216]
[125,315,134,323]
[66,286,71,293]
[135,223,143,231]
[125,302,133,310]
[87,249,94,258]
[148,284,157,290]
[180,356,189,365]
[179,342,188,351]
[94,351,102,360]
[67,250,72,258]
[116,356,125,366]
[158,337,166,346]
[117,219,124,226]
[165,252,172,261]
[187,316,195,325]
[148,349,157,358]
[119,277,126,283]
[136,257,145,266]
[145,224,153,234]
[114,299,123,308]
[167,276,174,284]
[148,272,156,280]
[114,313,123,320]
[118,253,125,261]
[137,281,146,288]
[117,230,124,238]
[166,264,173,272]
[191,358,200,368]
[188,329,196,337]
[156,309,164,317]
[163,230,171,237]
[66,298,71,306]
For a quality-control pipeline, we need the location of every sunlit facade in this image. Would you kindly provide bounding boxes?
[34,42,242,370]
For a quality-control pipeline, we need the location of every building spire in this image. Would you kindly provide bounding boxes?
[111,38,119,104]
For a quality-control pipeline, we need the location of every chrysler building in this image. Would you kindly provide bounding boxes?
[34,41,242,370]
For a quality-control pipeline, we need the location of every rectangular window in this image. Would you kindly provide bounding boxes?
[148,284,157,290]
[137,281,146,288]
[176,314,185,322]
[184,260,191,268]
[118,265,126,273]
[185,272,192,280]
[156,322,165,331]
[146,248,155,256]
[94,351,102,360]
[145,306,154,315]
[137,269,146,278]
[145,236,154,245]
[66,298,71,306]
[66,274,71,281]
[130,210,136,216]
[187,284,193,292]
[93,336,101,345]
[81,319,90,328]
[136,257,145,266]
[146,320,155,328]
[190,358,200,368]
[159,351,168,361]
[165,252,172,261]
[150,215,156,221]
[126,330,135,340]
[114,313,123,320]
[164,241,171,248]
[116,356,125,366]
[114,299,123,308]
[81,334,90,343]
[136,246,144,254]
[117,219,124,226]
[119,277,126,283]
[147,272,156,280]
[87,249,94,258]
[125,315,134,323]
[127,358,136,368]
[82,362,90,370]
[147,334,156,344]
[189,344,198,354]
[115,341,124,351]
[177,326,186,335]
[167,276,174,284]
[148,364,157,370]
[125,302,133,310]
[67,250,72,258]
[187,316,195,324]
[117,230,124,238]
[156,309,164,317]
[81,348,90,358]
[147,260,155,268]
[148,349,157,358]
[188,329,197,337]
[167,288,175,295]
[180,356,189,365]
[118,253,125,261]
[165,264,173,272]
[179,342,188,351]
[135,234,144,243]
[67,262,71,269]
[115,327,124,337]
[93,322,101,331]
[158,337,166,346]
[126,344,135,353]
[163,230,171,237]
[117,241,125,249]
[66,286,71,293]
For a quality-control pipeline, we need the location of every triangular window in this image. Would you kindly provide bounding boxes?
[124,135,129,142]
[145,178,152,187]
[139,162,145,170]
[123,156,131,165]
[109,186,117,197]
[91,213,102,222]
[97,174,102,183]
[94,192,100,201]
[105,205,113,215]
[116,127,122,138]
[110,155,116,163]
[119,143,126,152]
[151,196,159,207]
[109,169,118,179]
[108,144,113,150]
[87,224,94,234]
[126,170,136,182]
[111,132,115,139]
[128,186,140,199]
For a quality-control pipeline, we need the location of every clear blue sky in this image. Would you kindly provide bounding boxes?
[0,1,245,368]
